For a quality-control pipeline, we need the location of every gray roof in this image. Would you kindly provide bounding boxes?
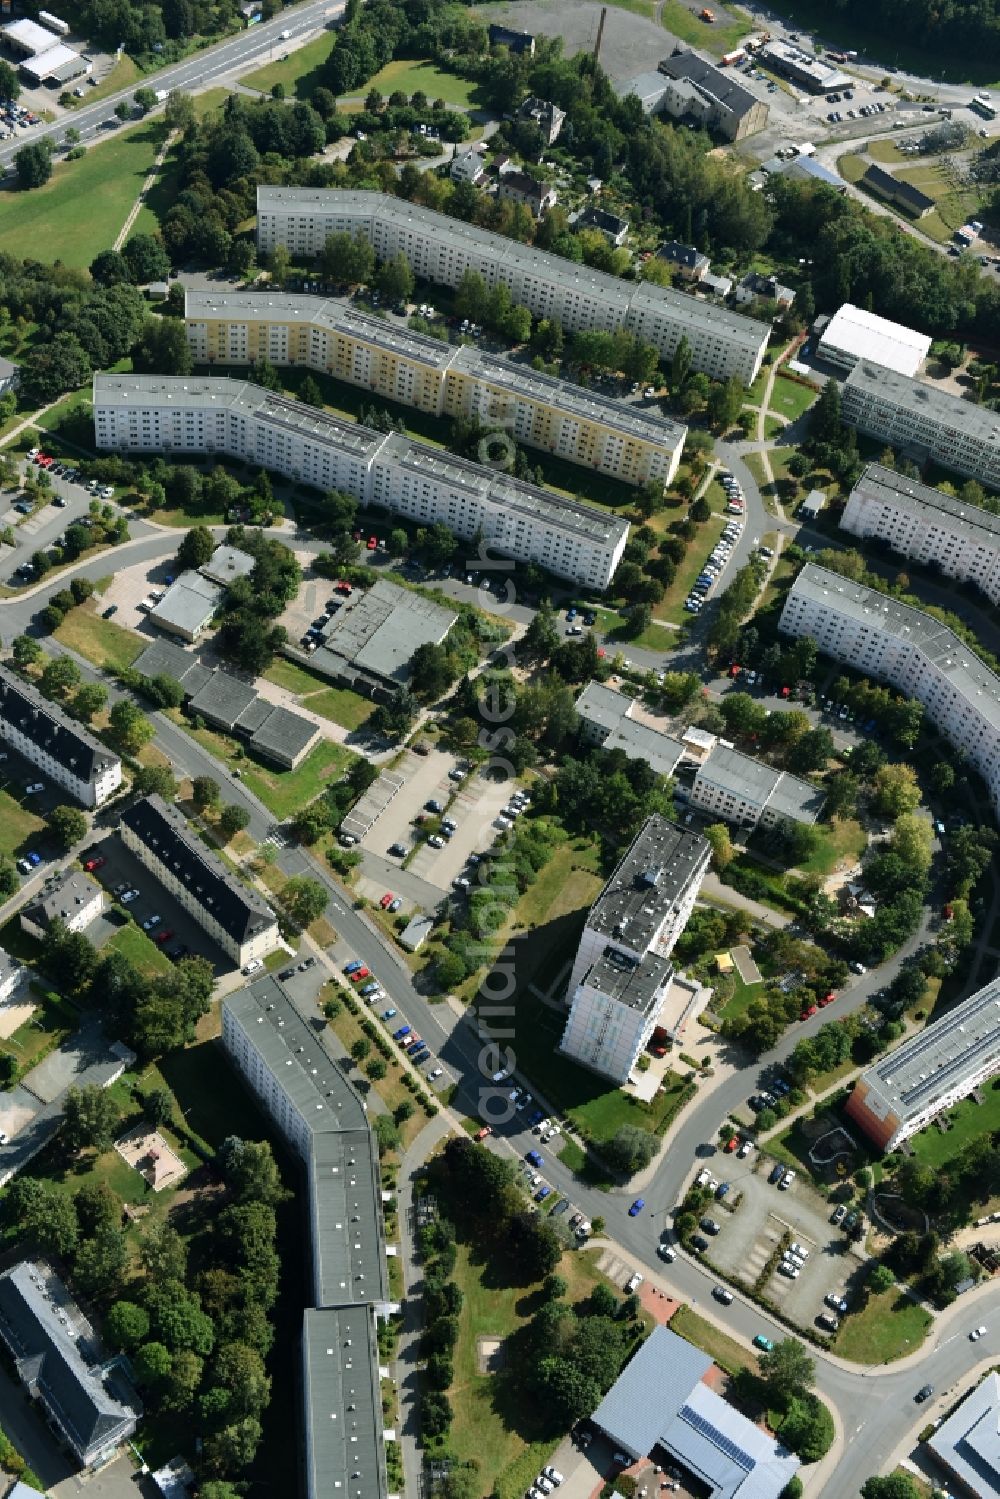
[850,462,1000,545]
[121,795,277,947]
[617,71,670,111]
[0,664,120,792]
[200,544,256,586]
[759,38,848,87]
[134,639,213,694]
[576,680,635,732]
[927,1372,1000,1497]
[659,241,709,271]
[771,155,843,189]
[314,579,456,685]
[187,671,257,731]
[583,948,673,1014]
[0,356,19,381]
[0,1262,139,1466]
[657,49,758,116]
[785,563,1000,734]
[247,703,320,766]
[0,947,21,993]
[862,163,935,213]
[857,974,1000,1126]
[149,570,221,636]
[302,1307,387,1499]
[587,815,710,950]
[593,1327,798,1496]
[605,718,686,779]
[22,870,102,933]
[232,697,274,735]
[800,489,826,514]
[695,744,826,824]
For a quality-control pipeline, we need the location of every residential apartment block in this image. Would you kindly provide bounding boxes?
[184,290,687,490]
[223,978,393,1499]
[779,563,1000,816]
[93,374,630,589]
[120,794,280,968]
[689,744,826,831]
[846,974,1000,1150]
[842,360,1000,491]
[0,664,121,808]
[560,816,710,1083]
[574,681,686,778]
[255,189,769,384]
[20,870,104,941]
[841,462,1000,604]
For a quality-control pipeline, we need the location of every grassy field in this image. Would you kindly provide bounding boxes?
[352,58,483,108]
[263,658,374,731]
[0,121,167,268]
[106,922,174,977]
[910,1077,1000,1167]
[867,138,908,164]
[168,709,354,820]
[894,161,980,243]
[768,374,819,423]
[240,30,337,97]
[670,1304,758,1376]
[63,55,141,109]
[717,973,764,1022]
[657,0,751,54]
[799,817,867,877]
[0,784,45,861]
[833,1287,933,1364]
[53,603,145,674]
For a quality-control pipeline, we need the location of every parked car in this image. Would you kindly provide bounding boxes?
[712,1285,734,1304]
[753,1334,774,1351]
[628,1198,645,1216]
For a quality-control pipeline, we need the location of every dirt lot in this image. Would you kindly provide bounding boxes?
[476,0,669,85]
[706,1157,857,1334]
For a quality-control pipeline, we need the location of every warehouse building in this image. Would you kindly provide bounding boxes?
[779,563,1000,817]
[561,816,710,1083]
[689,744,825,831]
[758,39,850,92]
[846,975,1000,1150]
[185,291,687,490]
[655,50,770,141]
[255,189,769,384]
[0,664,121,808]
[121,795,280,968]
[818,304,931,379]
[93,375,630,589]
[840,462,1000,604]
[842,361,1000,491]
[306,578,456,698]
[222,978,393,1499]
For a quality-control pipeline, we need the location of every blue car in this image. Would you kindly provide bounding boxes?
[381,1007,397,1020]
[392,1025,411,1041]
[527,1109,545,1126]
[526,1149,543,1168]
[536,1185,552,1202]
[410,1047,430,1063]
[629,1198,645,1216]
[344,960,362,974]
[566,607,577,621]
[26,852,41,866]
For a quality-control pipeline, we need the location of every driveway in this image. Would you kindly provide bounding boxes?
[84,835,231,975]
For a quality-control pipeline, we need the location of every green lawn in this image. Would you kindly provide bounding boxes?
[867,139,908,164]
[657,0,751,54]
[671,1305,758,1377]
[262,658,374,731]
[833,1288,932,1364]
[717,973,763,1022]
[53,603,144,674]
[62,55,141,109]
[239,30,337,97]
[798,817,867,877]
[910,1076,1000,1168]
[106,922,174,977]
[0,784,45,861]
[0,121,167,267]
[172,710,354,820]
[768,374,819,423]
[351,57,483,108]
[5,997,76,1075]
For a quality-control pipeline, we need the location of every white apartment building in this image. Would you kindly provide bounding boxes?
[185,290,687,489]
[689,744,826,831]
[846,974,1000,1150]
[841,462,1000,604]
[0,665,121,809]
[93,375,629,589]
[842,361,1000,491]
[779,563,1000,816]
[120,794,280,968]
[20,870,104,941]
[560,816,710,1083]
[255,189,769,384]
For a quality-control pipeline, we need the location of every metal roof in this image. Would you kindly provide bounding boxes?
[314,578,456,685]
[302,1307,387,1499]
[860,973,1000,1120]
[0,664,119,791]
[592,1325,711,1455]
[0,18,60,52]
[927,1372,1000,1497]
[586,815,710,950]
[819,304,931,378]
[849,461,1000,544]
[149,571,221,636]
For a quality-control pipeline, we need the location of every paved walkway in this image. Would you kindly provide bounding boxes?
[114,129,178,251]
[701,871,791,929]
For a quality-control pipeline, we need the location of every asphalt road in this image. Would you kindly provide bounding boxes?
[0,0,343,172]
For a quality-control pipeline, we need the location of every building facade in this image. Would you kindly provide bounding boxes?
[0,665,121,808]
[560,816,710,1083]
[842,360,1000,490]
[184,290,687,490]
[255,189,769,384]
[779,563,1000,817]
[93,375,630,589]
[120,795,280,968]
[688,744,825,830]
[655,50,770,141]
[846,974,1000,1150]
[841,462,1000,603]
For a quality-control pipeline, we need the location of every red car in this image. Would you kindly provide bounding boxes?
[155,929,175,945]
[83,856,106,872]
[819,991,837,1008]
[800,1004,818,1021]
[723,1135,739,1153]
[475,1125,492,1141]
[367,535,377,550]
[350,966,371,982]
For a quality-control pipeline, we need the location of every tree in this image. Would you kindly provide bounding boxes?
[124,234,172,284]
[811,378,842,444]
[63,1084,119,1153]
[165,91,196,131]
[39,656,81,699]
[0,60,20,103]
[71,682,108,723]
[133,317,193,376]
[889,813,933,873]
[11,635,42,669]
[868,1262,896,1293]
[90,249,132,287]
[192,775,221,812]
[218,804,250,839]
[109,699,154,753]
[758,1338,815,1403]
[134,1341,174,1391]
[46,805,88,849]
[860,1479,921,1499]
[140,1222,188,1285]
[74,1223,128,1300]
[777,1393,834,1462]
[299,375,323,408]
[373,1114,400,1157]
[5,1178,79,1257]
[150,1283,216,1355]
[0,858,17,900]
[143,1088,174,1128]
[16,141,52,190]
[134,87,158,114]
[375,252,415,305]
[670,334,693,394]
[409,641,455,700]
[133,765,177,799]
[217,1137,287,1206]
[176,524,216,571]
[705,822,734,873]
[872,763,921,819]
[47,922,97,995]
[106,1301,151,1352]
[20,333,92,405]
[281,876,327,928]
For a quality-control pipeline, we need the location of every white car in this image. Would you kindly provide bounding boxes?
[625,1272,643,1293]
[778,1263,800,1279]
[242,958,263,976]
[778,1170,796,1191]
[24,782,44,795]
[142,915,162,931]
[789,1241,810,1259]
[971,1325,987,1340]
[100,485,115,499]
[120,889,139,904]
[543,1469,565,1488]
[428,1067,443,1080]
[737,1139,753,1158]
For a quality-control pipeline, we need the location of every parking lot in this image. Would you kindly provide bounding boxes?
[702,1156,855,1334]
[0,460,119,586]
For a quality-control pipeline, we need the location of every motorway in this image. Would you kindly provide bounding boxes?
[0,0,343,172]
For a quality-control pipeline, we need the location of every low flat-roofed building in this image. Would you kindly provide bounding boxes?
[187,672,258,733]
[1,18,60,54]
[767,154,845,190]
[398,913,433,951]
[245,702,320,770]
[22,43,88,84]
[926,1372,1000,1498]
[593,1325,799,1496]
[759,39,849,91]
[842,360,1000,492]
[20,870,103,941]
[0,1261,141,1469]
[690,744,825,831]
[121,795,279,967]
[799,488,826,519]
[149,570,222,642]
[0,357,20,395]
[309,578,456,697]
[200,543,256,587]
[134,638,214,696]
[818,303,931,378]
[846,974,1000,1150]
[841,461,1000,603]
[488,22,534,53]
[0,663,121,808]
[574,681,685,779]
